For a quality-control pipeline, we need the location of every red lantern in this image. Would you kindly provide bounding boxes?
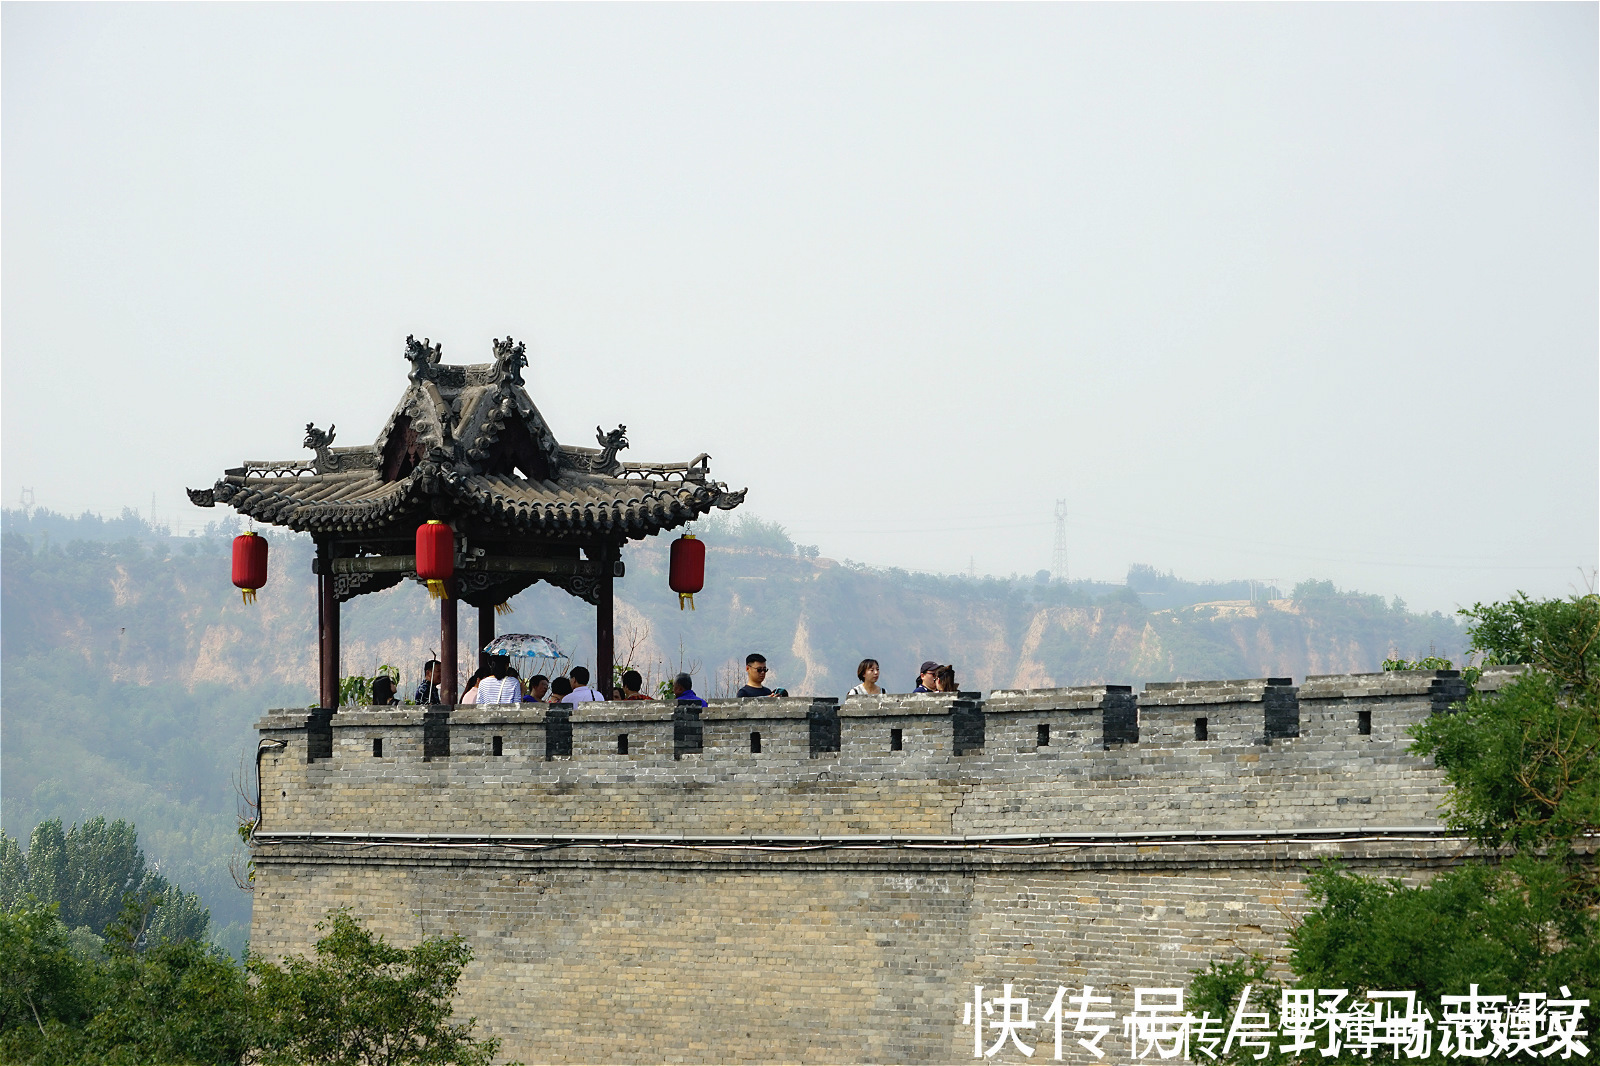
[231,532,269,605]
[416,520,454,600]
[669,533,705,610]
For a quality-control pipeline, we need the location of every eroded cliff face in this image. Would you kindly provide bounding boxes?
[2,532,1462,700]
[0,523,1465,935]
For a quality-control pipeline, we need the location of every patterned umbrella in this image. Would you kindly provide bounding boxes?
[484,634,565,660]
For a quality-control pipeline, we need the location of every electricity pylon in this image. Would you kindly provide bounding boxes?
[1052,500,1068,583]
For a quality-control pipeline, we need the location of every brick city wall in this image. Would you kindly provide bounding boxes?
[249,668,1515,1064]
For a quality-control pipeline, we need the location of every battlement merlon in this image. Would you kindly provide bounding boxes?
[252,668,1522,840]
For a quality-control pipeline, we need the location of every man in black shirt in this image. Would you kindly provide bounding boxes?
[737,653,785,697]
[414,660,443,705]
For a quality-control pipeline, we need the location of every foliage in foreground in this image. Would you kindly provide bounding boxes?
[0,895,248,1065]
[1194,593,1600,1060]
[250,909,499,1066]
[1290,859,1597,1010]
[0,900,499,1066]
[0,816,210,946]
[1411,593,1599,855]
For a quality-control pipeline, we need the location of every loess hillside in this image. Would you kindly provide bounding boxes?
[0,507,1465,935]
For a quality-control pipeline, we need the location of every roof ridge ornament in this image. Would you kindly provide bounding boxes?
[575,424,629,475]
[303,423,344,473]
[492,336,527,387]
[404,335,443,384]
[189,333,748,540]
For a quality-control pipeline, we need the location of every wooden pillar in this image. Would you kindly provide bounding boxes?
[596,543,615,700]
[440,590,459,706]
[317,541,340,710]
[478,603,496,671]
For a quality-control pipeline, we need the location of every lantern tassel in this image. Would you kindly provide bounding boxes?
[241,588,257,606]
[678,592,695,611]
[494,601,513,616]
[427,579,449,600]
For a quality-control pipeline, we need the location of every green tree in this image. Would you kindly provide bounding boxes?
[249,909,499,1066]
[1185,954,1286,1066]
[0,817,210,943]
[1191,593,1600,1051]
[1411,594,1599,854]
[2,897,492,1066]
[1289,859,1592,1007]
[1277,594,1599,1034]
[0,895,249,1066]
[0,899,101,1063]
[77,895,251,1066]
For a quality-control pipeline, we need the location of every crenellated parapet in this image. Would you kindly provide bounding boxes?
[253,668,1516,841]
[248,665,1533,1065]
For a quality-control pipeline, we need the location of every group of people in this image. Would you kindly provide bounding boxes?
[408,659,607,706]
[843,658,959,696]
[391,651,959,707]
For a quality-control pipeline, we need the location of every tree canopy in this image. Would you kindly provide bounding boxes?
[1193,593,1600,1060]
[0,816,209,946]
[1411,593,1599,853]
[0,898,497,1066]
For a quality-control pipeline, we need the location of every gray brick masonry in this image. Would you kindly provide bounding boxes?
[251,669,1494,1064]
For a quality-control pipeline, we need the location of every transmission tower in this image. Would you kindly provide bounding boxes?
[1052,499,1068,582]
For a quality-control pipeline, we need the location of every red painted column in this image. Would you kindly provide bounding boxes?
[596,543,615,699]
[317,540,339,709]
[441,589,458,705]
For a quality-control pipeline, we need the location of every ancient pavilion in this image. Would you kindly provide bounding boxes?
[188,335,745,706]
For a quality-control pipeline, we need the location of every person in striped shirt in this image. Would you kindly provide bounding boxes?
[475,655,522,705]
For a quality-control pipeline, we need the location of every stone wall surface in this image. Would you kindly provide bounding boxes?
[255,675,1459,839]
[249,669,1491,1065]
[251,841,1466,1064]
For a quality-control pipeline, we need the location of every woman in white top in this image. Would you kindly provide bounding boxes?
[459,667,488,705]
[475,656,522,705]
[846,658,884,697]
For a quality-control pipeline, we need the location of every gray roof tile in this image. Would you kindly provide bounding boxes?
[189,337,744,539]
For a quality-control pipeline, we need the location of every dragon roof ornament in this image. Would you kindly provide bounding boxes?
[187,336,747,540]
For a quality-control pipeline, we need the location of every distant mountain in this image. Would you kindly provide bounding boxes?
[0,506,1466,935]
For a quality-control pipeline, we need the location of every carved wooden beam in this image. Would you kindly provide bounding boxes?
[323,555,624,578]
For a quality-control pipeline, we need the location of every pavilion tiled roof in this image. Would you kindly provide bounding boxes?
[188,336,745,539]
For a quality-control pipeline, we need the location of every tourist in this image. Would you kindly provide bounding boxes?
[913,661,939,693]
[566,666,606,703]
[475,655,522,705]
[459,667,489,705]
[935,664,959,693]
[847,659,884,697]
[548,676,573,704]
[738,654,777,697]
[672,672,706,707]
[414,660,443,705]
[370,675,399,706]
[524,674,550,703]
[620,670,653,701]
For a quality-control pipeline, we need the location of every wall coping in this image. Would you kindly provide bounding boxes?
[1140,677,1294,708]
[836,694,978,718]
[1299,670,1461,699]
[701,697,837,722]
[985,685,1132,712]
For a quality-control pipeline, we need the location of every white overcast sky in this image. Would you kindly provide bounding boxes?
[4,3,1596,613]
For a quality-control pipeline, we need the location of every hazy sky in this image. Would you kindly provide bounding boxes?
[4,3,1595,613]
